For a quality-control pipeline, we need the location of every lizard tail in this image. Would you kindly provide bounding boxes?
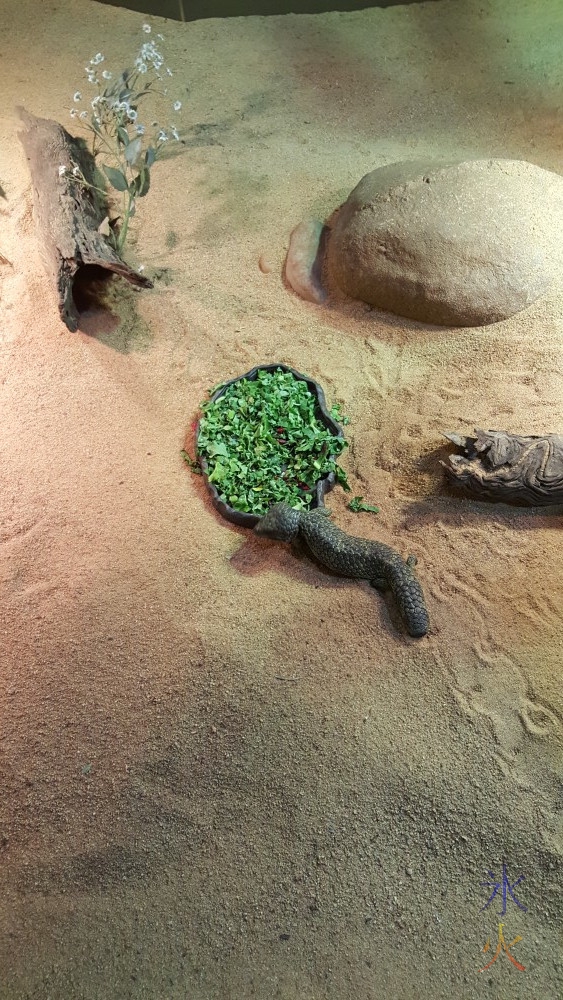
[389,570,430,637]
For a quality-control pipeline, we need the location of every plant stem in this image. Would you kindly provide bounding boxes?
[116,189,133,254]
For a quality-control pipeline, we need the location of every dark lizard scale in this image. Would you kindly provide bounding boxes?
[301,515,407,578]
[254,503,430,638]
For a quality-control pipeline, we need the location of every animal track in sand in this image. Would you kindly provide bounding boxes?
[510,589,562,637]
[0,513,45,546]
[434,637,562,836]
[428,578,490,638]
[519,698,561,739]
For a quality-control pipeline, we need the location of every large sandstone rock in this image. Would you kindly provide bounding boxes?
[325,159,563,327]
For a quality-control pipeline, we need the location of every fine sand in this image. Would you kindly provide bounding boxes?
[0,0,562,997]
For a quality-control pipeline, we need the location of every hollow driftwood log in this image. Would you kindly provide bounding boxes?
[18,108,152,332]
[442,429,563,505]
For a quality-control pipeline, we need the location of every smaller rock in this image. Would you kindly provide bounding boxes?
[285,218,327,304]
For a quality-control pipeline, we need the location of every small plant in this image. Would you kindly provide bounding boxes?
[66,23,183,254]
[189,368,350,516]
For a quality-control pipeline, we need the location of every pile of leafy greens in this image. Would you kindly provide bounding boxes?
[195,368,349,515]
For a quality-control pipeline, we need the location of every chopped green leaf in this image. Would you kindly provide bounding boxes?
[195,369,350,516]
[348,496,380,513]
[181,449,201,473]
[330,402,350,425]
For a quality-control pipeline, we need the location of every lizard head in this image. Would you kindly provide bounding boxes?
[254,502,301,542]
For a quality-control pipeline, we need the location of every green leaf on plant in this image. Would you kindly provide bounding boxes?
[134,166,151,198]
[102,164,129,192]
[145,146,157,168]
[117,126,130,146]
[348,496,380,513]
[125,137,143,166]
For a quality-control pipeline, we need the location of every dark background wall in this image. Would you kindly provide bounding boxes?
[93,0,423,23]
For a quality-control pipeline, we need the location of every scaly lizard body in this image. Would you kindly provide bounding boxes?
[255,503,429,638]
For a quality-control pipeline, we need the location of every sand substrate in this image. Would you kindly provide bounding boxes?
[0,0,562,997]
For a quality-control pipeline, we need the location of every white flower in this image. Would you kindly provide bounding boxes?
[157,129,168,142]
[170,126,179,141]
[73,91,82,102]
[138,39,164,71]
[142,23,151,33]
[138,264,145,272]
[102,70,112,80]
[79,111,88,120]
[127,108,138,121]
[90,52,104,65]
[135,124,146,135]
[135,58,148,73]
[173,100,181,111]
[69,108,78,118]
[157,33,164,40]
[72,165,81,176]
[166,68,173,76]
[58,165,67,176]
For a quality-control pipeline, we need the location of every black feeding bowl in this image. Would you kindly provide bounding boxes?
[195,363,344,528]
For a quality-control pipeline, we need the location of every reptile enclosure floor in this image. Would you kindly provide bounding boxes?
[0,0,561,997]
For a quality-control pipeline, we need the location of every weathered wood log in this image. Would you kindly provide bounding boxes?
[442,428,563,505]
[18,108,152,332]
